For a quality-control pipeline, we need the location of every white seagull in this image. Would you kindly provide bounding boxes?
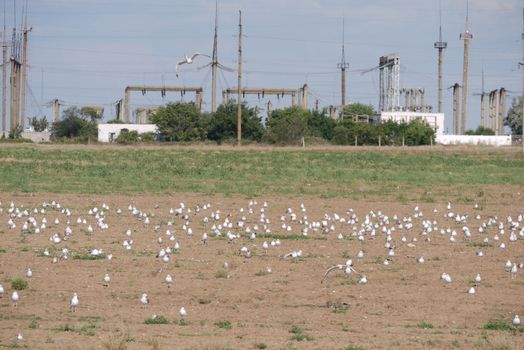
[70,293,79,312]
[175,53,209,77]
[140,293,149,309]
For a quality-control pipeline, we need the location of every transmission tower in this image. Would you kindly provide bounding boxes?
[459,0,473,134]
[434,0,447,114]
[1,1,7,137]
[337,18,349,106]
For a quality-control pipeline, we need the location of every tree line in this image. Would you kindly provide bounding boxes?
[15,97,522,145]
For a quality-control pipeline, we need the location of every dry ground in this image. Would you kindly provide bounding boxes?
[0,193,523,350]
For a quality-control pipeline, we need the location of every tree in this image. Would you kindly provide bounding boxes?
[150,102,206,142]
[51,107,97,141]
[306,109,336,140]
[505,97,522,135]
[340,103,376,119]
[266,107,309,144]
[30,117,49,132]
[80,107,103,123]
[404,120,435,146]
[465,126,496,136]
[206,101,264,143]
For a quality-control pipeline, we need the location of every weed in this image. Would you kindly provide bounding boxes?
[144,316,169,325]
[255,270,268,277]
[11,278,28,290]
[215,320,232,330]
[215,270,228,279]
[28,317,39,329]
[54,324,75,332]
[73,253,105,260]
[452,340,460,348]
[0,247,6,253]
[345,346,366,350]
[253,343,267,349]
[198,298,211,305]
[483,320,517,334]
[417,321,434,329]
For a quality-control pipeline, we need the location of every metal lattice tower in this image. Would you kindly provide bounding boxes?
[459,0,473,134]
[434,0,447,114]
[379,54,400,112]
[337,18,349,106]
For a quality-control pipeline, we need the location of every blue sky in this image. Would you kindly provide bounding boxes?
[13,0,524,131]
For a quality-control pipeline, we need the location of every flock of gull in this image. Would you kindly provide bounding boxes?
[0,198,523,343]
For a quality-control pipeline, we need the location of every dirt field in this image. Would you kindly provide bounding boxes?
[0,193,523,349]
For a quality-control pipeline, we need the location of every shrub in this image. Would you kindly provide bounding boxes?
[214,320,232,330]
[150,102,206,142]
[11,278,28,290]
[144,316,169,325]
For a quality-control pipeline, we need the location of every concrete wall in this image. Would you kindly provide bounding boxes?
[380,112,445,135]
[436,135,512,147]
[97,124,158,143]
[21,131,51,143]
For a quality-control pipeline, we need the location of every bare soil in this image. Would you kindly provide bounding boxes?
[0,193,523,349]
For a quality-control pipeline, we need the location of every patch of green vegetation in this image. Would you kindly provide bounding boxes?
[214,270,228,279]
[0,147,523,199]
[198,298,211,305]
[417,321,434,329]
[11,278,28,291]
[255,270,268,277]
[425,339,441,347]
[452,340,460,348]
[253,343,267,349]
[73,253,105,260]
[289,325,314,342]
[345,346,366,350]
[482,320,518,334]
[0,247,6,253]
[53,324,75,332]
[467,242,493,248]
[28,317,39,329]
[144,316,169,325]
[214,320,232,330]
[259,233,308,240]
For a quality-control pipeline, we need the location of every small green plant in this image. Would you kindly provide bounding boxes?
[417,321,434,329]
[345,346,366,350]
[254,343,267,349]
[73,253,105,260]
[215,320,232,330]
[144,316,169,325]
[54,324,75,332]
[11,278,28,290]
[28,317,39,329]
[452,340,460,348]
[289,325,314,341]
[0,247,6,253]
[255,270,268,277]
[198,298,211,305]
[215,270,228,279]
[483,320,516,333]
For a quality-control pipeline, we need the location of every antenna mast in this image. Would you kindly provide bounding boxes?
[337,18,349,107]
[236,10,242,146]
[459,0,473,134]
[211,0,218,112]
[434,0,447,114]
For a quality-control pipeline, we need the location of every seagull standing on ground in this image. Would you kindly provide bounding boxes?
[175,53,209,77]
[70,293,79,312]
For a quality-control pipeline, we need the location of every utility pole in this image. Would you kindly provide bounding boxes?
[10,26,21,133]
[452,83,460,134]
[434,0,447,113]
[20,15,31,130]
[211,0,218,112]
[521,7,524,152]
[1,30,6,137]
[236,10,242,146]
[337,18,349,107]
[480,69,487,128]
[459,0,473,134]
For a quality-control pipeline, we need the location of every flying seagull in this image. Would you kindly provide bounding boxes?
[176,53,210,77]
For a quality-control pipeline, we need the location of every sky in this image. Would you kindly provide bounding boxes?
[7,0,524,132]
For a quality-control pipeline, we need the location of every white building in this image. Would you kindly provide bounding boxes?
[435,135,512,147]
[380,111,445,135]
[97,124,158,143]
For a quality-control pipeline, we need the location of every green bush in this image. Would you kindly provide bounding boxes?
[144,316,169,324]
[11,278,28,290]
[266,107,309,144]
[465,126,496,136]
[51,107,98,142]
[206,101,264,143]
